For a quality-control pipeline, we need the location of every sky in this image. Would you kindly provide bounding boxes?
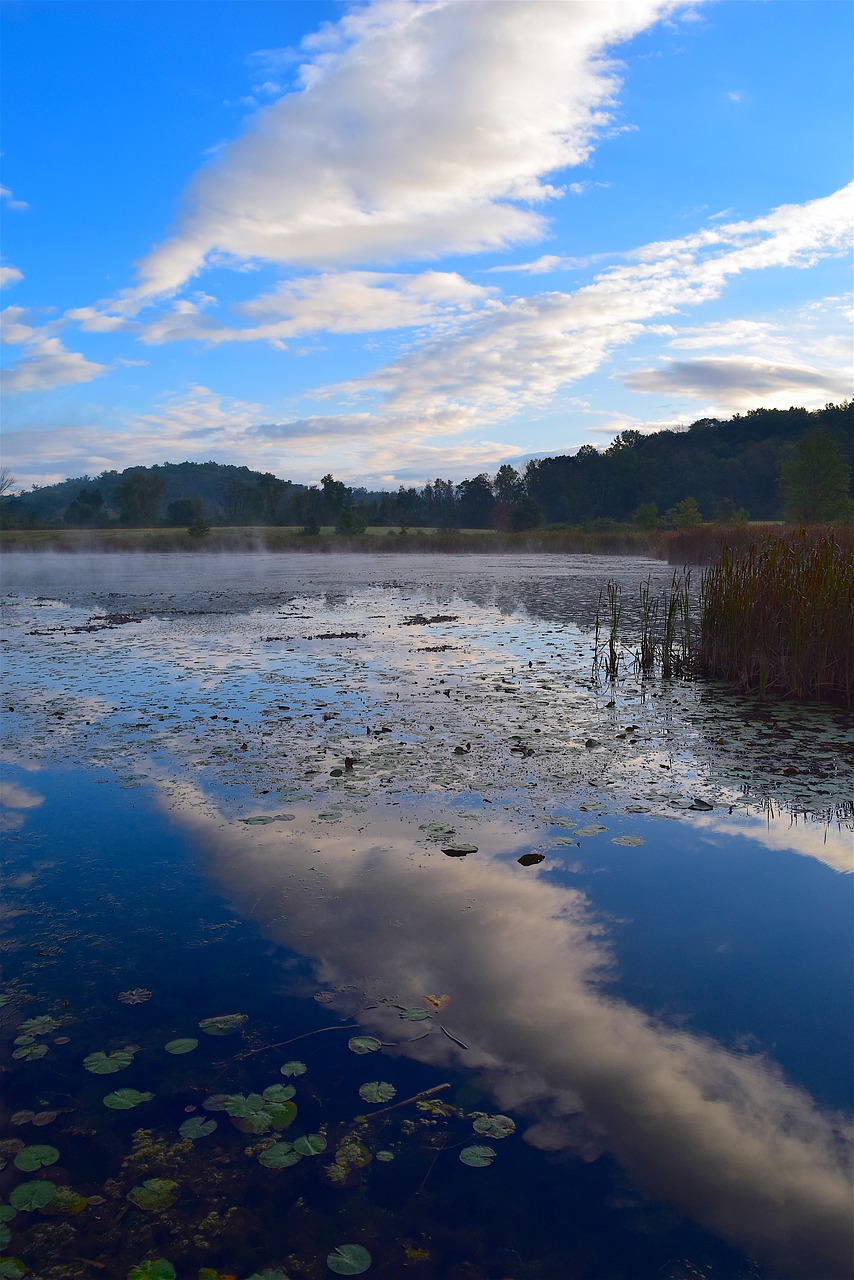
[1,0,852,492]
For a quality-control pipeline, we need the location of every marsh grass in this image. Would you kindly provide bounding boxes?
[698,529,854,706]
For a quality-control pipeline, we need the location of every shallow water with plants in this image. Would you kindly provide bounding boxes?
[1,553,852,1280]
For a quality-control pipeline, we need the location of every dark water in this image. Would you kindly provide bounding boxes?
[1,554,852,1280]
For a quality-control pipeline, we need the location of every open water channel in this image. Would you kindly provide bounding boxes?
[1,553,852,1280]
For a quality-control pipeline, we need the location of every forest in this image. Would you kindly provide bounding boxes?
[2,402,852,532]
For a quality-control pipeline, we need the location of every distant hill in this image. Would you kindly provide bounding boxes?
[2,402,851,530]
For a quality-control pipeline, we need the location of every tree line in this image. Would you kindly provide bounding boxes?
[2,402,851,532]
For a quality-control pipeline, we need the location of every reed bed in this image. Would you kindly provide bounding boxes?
[664,522,854,566]
[698,529,854,706]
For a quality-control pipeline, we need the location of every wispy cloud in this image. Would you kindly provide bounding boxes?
[128,0,686,297]
[0,265,24,289]
[622,355,851,407]
[0,184,28,212]
[1,306,108,394]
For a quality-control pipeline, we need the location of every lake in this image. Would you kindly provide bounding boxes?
[1,552,852,1280]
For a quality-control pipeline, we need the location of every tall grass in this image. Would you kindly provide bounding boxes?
[698,529,854,706]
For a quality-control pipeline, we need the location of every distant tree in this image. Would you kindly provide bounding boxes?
[296,486,322,535]
[779,429,852,521]
[714,497,749,524]
[633,501,660,529]
[0,465,17,497]
[510,496,543,531]
[187,505,211,539]
[63,486,105,526]
[494,464,523,504]
[256,473,288,524]
[665,496,703,528]
[166,496,203,526]
[456,474,495,528]
[115,471,165,526]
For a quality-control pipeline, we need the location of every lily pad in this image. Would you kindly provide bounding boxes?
[118,989,151,1005]
[265,1101,298,1130]
[358,1082,396,1104]
[10,1181,58,1211]
[0,1261,25,1279]
[375,1150,395,1162]
[398,1007,430,1022]
[128,1262,176,1280]
[259,1142,301,1169]
[263,1084,296,1103]
[13,1145,59,1172]
[32,1112,57,1128]
[0,1210,15,1224]
[17,1016,60,1036]
[293,1133,327,1156]
[198,1013,247,1036]
[278,1061,307,1077]
[347,1036,382,1055]
[179,1117,216,1140]
[517,853,545,866]
[84,1050,133,1074]
[327,1244,372,1275]
[9,1113,34,1127]
[202,1094,230,1111]
[223,1093,267,1119]
[442,843,477,857]
[472,1114,516,1139]
[611,835,645,846]
[245,1271,291,1280]
[459,1144,496,1167]
[11,1045,46,1062]
[47,1187,87,1214]
[0,1234,8,1252]
[103,1088,154,1110]
[127,1179,179,1211]
[164,1038,198,1055]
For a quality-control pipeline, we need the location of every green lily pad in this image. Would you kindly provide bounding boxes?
[0,1261,25,1279]
[375,1151,395,1162]
[17,1016,60,1036]
[326,1244,371,1275]
[0,1232,8,1251]
[358,1082,396,1104]
[13,1036,34,1047]
[48,1186,88,1214]
[222,1093,267,1119]
[84,1050,133,1074]
[460,1144,496,1167]
[335,1140,371,1170]
[293,1133,326,1156]
[265,1101,298,1130]
[245,1271,290,1280]
[472,1114,516,1139]
[347,1037,381,1055]
[12,1044,47,1062]
[198,1013,247,1036]
[263,1084,296,1103]
[179,1117,216,1140]
[13,1146,59,1172]
[279,1060,307,1077]
[164,1038,198,1055]
[10,1181,58,1211]
[398,1007,430,1022]
[127,1179,179,1211]
[0,1210,15,1224]
[258,1142,301,1169]
[104,1088,154,1110]
[202,1094,230,1112]
[128,1261,176,1280]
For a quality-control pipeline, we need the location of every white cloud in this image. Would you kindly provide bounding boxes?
[131,0,686,296]
[2,336,108,394]
[622,355,851,408]
[138,270,495,345]
[65,305,135,334]
[0,184,28,212]
[0,265,23,289]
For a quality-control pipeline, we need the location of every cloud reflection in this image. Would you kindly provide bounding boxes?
[163,783,853,1279]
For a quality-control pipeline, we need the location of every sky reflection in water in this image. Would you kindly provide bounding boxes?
[1,552,852,1279]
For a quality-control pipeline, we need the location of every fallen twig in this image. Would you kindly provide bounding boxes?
[440,1025,469,1050]
[235,1023,356,1060]
[356,1082,450,1124]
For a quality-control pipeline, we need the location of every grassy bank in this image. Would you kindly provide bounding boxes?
[0,524,669,556]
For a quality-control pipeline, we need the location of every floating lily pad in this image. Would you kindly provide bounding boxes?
[0,1232,7,1251]
[517,852,545,866]
[245,1271,290,1280]
[198,1013,247,1036]
[263,1084,296,1103]
[327,1244,372,1275]
[293,1133,327,1156]
[278,1061,307,1077]
[347,1037,381,1055]
[265,1101,298,1130]
[459,1144,496,1167]
[335,1140,371,1170]
[179,1116,216,1140]
[127,1179,179,1211]
[202,1094,230,1112]
[17,1016,60,1036]
[358,1082,396,1104]
[0,1261,25,1279]
[103,1088,154,1110]
[259,1142,301,1169]
[128,1261,176,1280]
[118,989,151,1005]
[0,1210,14,1224]
[12,1045,47,1062]
[84,1050,133,1074]
[9,1113,34,1127]
[10,1181,57,1211]
[13,1145,59,1172]
[472,1114,516,1139]
[398,1007,430,1022]
[31,1112,57,1128]
[375,1150,395,1162]
[223,1093,267,1119]
[164,1038,198,1055]
[611,835,645,846]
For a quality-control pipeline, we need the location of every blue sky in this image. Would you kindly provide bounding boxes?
[1,0,851,491]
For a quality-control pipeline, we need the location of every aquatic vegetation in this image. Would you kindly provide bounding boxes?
[103,1088,154,1110]
[84,1049,134,1073]
[198,1013,247,1036]
[164,1038,198,1055]
[9,1182,57,1211]
[178,1117,216,1140]
[258,1141,301,1169]
[347,1037,381,1055]
[277,1060,307,1075]
[128,1261,175,1280]
[118,989,152,1005]
[459,1144,496,1167]
[471,1114,515,1139]
[127,1179,180,1211]
[12,1146,59,1171]
[358,1082,396,1104]
[326,1244,371,1275]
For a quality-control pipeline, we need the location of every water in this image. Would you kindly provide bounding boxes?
[1,553,852,1280]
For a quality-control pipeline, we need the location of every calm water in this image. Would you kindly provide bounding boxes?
[1,553,852,1280]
